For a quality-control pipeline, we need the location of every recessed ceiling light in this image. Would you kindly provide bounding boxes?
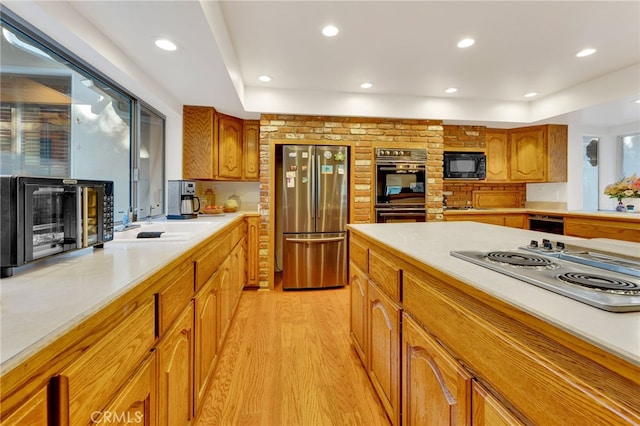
[154,39,177,51]
[322,25,339,37]
[524,92,538,98]
[457,38,475,48]
[360,82,373,89]
[576,48,596,58]
[258,75,271,82]
[445,87,458,94]
[635,99,640,104]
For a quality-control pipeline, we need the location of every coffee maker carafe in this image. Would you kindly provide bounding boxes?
[167,180,200,219]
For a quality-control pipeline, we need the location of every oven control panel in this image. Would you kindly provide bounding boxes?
[375,148,426,162]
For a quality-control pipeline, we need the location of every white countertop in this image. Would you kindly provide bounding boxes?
[0,213,245,373]
[348,222,640,366]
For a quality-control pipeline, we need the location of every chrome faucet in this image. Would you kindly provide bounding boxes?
[146,201,159,223]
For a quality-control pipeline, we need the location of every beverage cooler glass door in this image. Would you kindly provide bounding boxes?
[24,183,79,261]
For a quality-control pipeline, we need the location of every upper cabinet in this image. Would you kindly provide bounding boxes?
[242,120,260,181]
[485,129,509,181]
[217,113,243,179]
[486,124,567,183]
[183,105,217,180]
[183,106,259,181]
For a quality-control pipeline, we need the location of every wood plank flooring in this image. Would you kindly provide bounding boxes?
[195,280,390,426]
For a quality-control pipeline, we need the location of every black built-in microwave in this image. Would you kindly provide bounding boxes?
[444,152,486,180]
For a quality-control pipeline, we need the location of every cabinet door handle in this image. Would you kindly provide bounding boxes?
[50,375,69,426]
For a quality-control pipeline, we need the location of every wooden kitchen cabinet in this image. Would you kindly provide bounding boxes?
[243,120,260,181]
[349,261,368,365]
[245,215,259,287]
[156,262,195,337]
[183,105,217,180]
[194,269,220,414]
[97,352,156,426]
[183,106,258,181]
[485,129,509,181]
[157,303,194,426]
[564,215,640,243]
[402,312,472,426]
[218,241,245,350]
[444,213,527,229]
[368,280,401,425]
[472,381,524,426]
[509,126,546,181]
[508,125,567,182]
[54,299,156,426]
[2,386,48,426]
[217,113,243,180]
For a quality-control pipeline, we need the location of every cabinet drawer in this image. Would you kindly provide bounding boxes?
[157,263,195,336]
[368,249,401,302]
[195,237,228,292]
[2,386,48,426]
[57,299,155,426]
[350,235,369,272]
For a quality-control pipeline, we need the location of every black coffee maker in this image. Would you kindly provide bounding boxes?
[167,180,200,219]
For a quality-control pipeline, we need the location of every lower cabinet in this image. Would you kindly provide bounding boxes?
[2,218,255,425]
[472,381,524,426]
[368,281,401,425]
[55,299,156,425]
[349,261,368,365]
[402,313,471,426]
[564,215,640,243]
[157,303,194,426]
[2,387,48,426]
[99,352,156,426]
[245,215,260,287]
[194,269,220,413]
[445,213,527,229]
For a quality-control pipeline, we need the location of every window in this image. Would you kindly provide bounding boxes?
[621,133,640,178]
[1,9,164,220]
[582,136,598,211]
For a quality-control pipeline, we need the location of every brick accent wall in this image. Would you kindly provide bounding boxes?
[256,114,444,289]
[443,125,486,149]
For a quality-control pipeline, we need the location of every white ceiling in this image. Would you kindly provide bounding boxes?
[14,1,640,128]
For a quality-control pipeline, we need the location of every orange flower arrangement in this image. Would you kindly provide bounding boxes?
[604,174,640,201]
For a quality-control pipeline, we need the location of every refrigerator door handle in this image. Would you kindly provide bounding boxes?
[310,153,316,220]
[315,152,320,223]
[285,236,345,243]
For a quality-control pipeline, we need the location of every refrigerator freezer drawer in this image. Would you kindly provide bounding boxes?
[282,233,347,289]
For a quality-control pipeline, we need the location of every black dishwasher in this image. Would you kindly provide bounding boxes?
[528,214,564,235]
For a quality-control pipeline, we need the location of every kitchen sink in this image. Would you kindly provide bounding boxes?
[110,221,221,243]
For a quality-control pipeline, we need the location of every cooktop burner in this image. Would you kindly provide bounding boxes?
[450,249,640,312]
[484,252,560,269]
[557,272,640,295]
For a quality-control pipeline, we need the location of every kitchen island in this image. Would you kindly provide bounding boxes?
[0,212,258,424]
[348,221,639,425]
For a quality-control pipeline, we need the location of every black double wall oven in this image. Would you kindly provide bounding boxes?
[374,148,427,223]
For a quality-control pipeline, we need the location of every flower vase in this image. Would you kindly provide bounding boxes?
[615,199,626,212]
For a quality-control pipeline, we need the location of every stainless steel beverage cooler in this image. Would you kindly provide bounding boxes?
[280,145,348,289]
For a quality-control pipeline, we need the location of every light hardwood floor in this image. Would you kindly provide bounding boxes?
[195,280,390,426]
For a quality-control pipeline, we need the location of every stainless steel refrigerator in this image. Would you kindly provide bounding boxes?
[281,145,348,289]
